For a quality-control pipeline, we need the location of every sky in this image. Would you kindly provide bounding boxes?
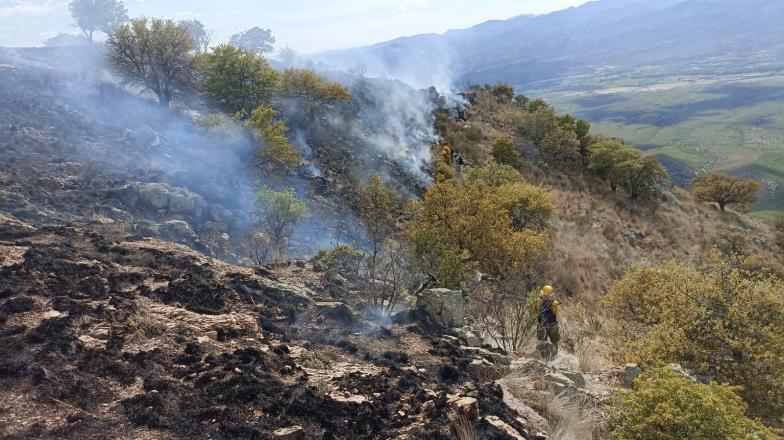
[0,0,590,53]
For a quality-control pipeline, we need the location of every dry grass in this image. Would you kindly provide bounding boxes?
[538,392,604,440]
[451,412,476,440]
[126,298,167,340]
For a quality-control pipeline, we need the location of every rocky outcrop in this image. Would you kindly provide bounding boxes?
[416,288,464,328]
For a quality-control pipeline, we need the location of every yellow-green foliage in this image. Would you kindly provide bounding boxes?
[404,166,551,289]
[588,138,668,199]
[604,262,784,418]
[249,106,301,167]
[541,126,581,164]
[279,68,351,105]
[611,368,781,440]
[517,105,556,146]
[196,44,279,114]
[358,175,400,265]
[691,172,761,213]
[490,137,521,167]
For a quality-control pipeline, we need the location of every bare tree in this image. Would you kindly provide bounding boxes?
[69,0,128,43]
[179,19,213,54]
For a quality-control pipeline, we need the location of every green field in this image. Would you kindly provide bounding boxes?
[548,76,784,218]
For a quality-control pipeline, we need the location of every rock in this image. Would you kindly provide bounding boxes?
[667,363,708,383]
[126,124,162,148]
[42,310,62,319]
[314,301,354,324]
[451,396,479,420]
[210,205,234,224]
[106,184,139,208]
[468,357,503,381]
[272,425,305,440]
[485,416,528,440]
[508,358,548,377]
[168,192,195,215]
[231,209,252,231]
[91,327,110,341]
[561,370,586,388]
[204,331,218,341]
[536,340,557,361]
[455,327,482,346]
[622,363,641,388]
[541,372,575,394]
[138,183,171,210]
[416,288,464,328]
[460,346,510,366]
[160,220,197,243]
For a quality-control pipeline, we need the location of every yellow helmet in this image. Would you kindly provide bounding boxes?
[541,285,554,296]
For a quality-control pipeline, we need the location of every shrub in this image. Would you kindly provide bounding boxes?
[604,262,784,418]
[249,106,301,167]
[691,172,761,212]
[610,368,780,440]
[127,299,166,340]
[541,126,581,165]
[517,106,556,146]
[588,139,668,199]
[358,175,400,269]
[279,68,351,107]
[490,137,521,167]
[254,186,309,263]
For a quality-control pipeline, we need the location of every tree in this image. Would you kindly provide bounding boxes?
[249,106,301,167]
[604,262,784,418]
[490,137,521,167]
[179,19,212,54]
[517,105,555,146]
[197,44,279,114]
[69,0,128,43]
[255,187,309,263]
[611,368,779,440]
[229,27,276,54]
[404,166,551,289]
[588,139,668,199]
[278,46,297,68]
[358,175,399,270]
[279,69,351,108]
[541,126,580,165]
[691,172,761,212]
[106,18,195,106]
[45,33,89,47]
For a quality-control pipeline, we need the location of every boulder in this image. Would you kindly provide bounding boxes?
[314,301,354,324]
[210,204,235,224]
[126,125,162,149]
[461,346,510,366]
[168,192,195,215]
[273,425,305,440]
[138,183,171,210]
[106,184,139,208]
[541,372,575,394]
[561,370,586,388]
[455,327,482,346]
[416,288,464,328]
[622,363,641,388]
[451,396,479,420]
[160,220,197,243]
[467,357,503,381]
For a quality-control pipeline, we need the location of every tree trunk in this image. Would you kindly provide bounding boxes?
[719,202,727,212]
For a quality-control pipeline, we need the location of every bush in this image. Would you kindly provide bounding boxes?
[588,139,668,199]
[604,262,784,418]
[517,106,556,146]
[279,69,351,108]
[249,106,301,167]
[491,137,521,167]
[254,186,309,263]
[611,368,780,440]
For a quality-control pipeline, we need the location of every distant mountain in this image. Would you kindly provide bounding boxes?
[314,0,784,92]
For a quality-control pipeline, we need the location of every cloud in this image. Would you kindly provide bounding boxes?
[0,0,66,19]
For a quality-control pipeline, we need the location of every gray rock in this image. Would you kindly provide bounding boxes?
[416,288,464,328]
[106,184,139,208]
[467,357,503,381]
[160,220,197,243]
[542,372,575,394]
[138,183,171,210]
[210,204,235,224]
[231,209,252,231]
[562,370,586,388]
[168,192,195,215]
[461,346,510,366]
[126,125,162,149]
[622,363,642,388]
[273,425,305,440]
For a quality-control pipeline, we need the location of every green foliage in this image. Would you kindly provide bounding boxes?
[434,110,484,163]
[604,262,784,418]
[69,0,128,42]
[249,106,301,167]
[611,368,780,440]
[517,105,556,146]
[588,139,668,199]
[315,245,366,279]
[691,172,761,212]
[513,95,530,110]
[358,175,400,266]
[107,17,194,106]
[404,166,551,289]
[255,186,309,263]
[196,45,279,114]
[541,126,581,164]
[465,163,524,187]
[491,137,521,167]
[279,69,351,107]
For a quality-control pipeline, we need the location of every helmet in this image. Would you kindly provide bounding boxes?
[541,285,554,296]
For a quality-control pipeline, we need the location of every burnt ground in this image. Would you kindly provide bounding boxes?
[0,214,534,439]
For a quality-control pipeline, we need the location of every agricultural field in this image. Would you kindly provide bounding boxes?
[548,75,784,218]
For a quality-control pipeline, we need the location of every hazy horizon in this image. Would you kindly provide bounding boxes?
[0,0,590,54]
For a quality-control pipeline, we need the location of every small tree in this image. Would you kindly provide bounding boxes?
[69,0,128,43]
[588,139,668,199]
[179,19,212,54]
[541,126,581,165]
[517,106,556,146]
[691,172,761,212]
[611,368,779,440]
[255,187,309,263]
[358,175,399,270]
[197,45,279,114]
[106,18,195,106]
[279,69,351,108]
[229,27,276,54]
[490,137,521,167]
[249,106,301,167]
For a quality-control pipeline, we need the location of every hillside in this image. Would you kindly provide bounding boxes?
[314,0,784,217]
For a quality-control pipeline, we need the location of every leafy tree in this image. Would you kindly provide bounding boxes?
[107,18,195,106]
[405,166,550,289]
[496,183,554,231]
[604,262,784,418]
[588,139,668,199]
[358,175,400,270]
[249,106,301,167]
[69,0,128,43]
[255,187,309,263]
[279,69,351,108]
[278,45,298,68]
[611,368,780,440]
[465,163,524,188]
[490,137,521,167]
[541,126,581,164]
[179,19,211,54]
[517,105,556,146]
[513,95,530,110]
[691,172,761,212]
[197,45,279,114]
[229,27,276,54]
[486,82,515,103]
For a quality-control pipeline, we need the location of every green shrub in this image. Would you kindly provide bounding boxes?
[611,368,780,440]
[491,137,521,167]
